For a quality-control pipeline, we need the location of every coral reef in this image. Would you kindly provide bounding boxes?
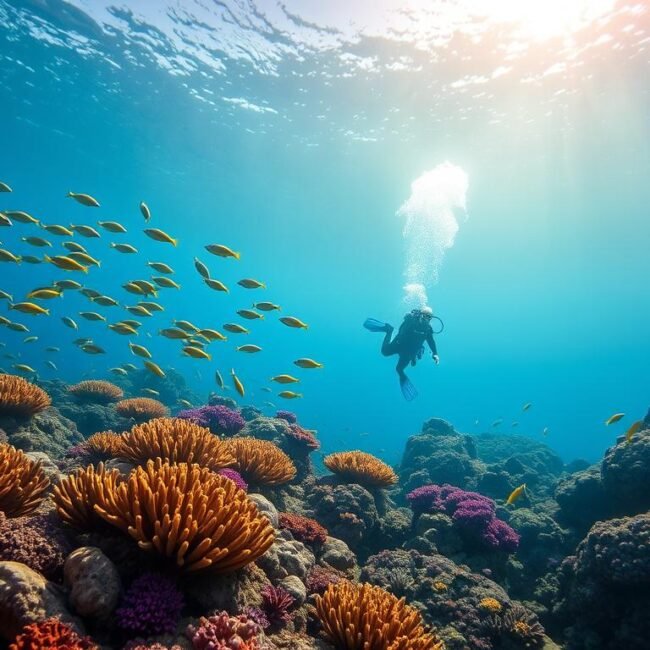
[177,404,245,436]
[275,410,297,424]
[258,584,295,627]
[116,398,170,422]
[186,611,266,649]
[116,573,184,637]
[118,417,235,470]
[84,431,124,460]
[315,581,443,649]
[0,444,50,517]
[8,618,96,650]
[218,468,248,491]
[68,380,124,404]
[93,460,275,572]
[323,450,398,488]
[279,512,328,546]
[0,374,51,418]
[227,437,297,486]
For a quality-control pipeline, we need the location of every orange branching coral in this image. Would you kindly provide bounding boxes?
[84,431,124,459]
[118,417,234,471]
[68,380,123,404]
[93,460,275,573]
[52,463,122,530]
[0,374,51,418]
[227,437,297,486]
[479,597,502,613]
[323,451,398,488]
[315,581,443,650]
[9,618,97,650]
[116,397,169,422]
[0,443,50,517]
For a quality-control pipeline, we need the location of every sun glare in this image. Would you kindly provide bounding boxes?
[468,0,617,40]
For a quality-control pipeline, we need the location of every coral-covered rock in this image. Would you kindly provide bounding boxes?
[258,529,315,582]
[0,514,70,581]
[279,575,307,606]
[187,611,267,649]
[248,493,279,528]
[318,537,357,574]
[64,546,121,620]
[279,513,327,546]
[0,561,80,640]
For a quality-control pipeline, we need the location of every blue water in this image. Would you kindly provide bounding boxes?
[1,0,649,464]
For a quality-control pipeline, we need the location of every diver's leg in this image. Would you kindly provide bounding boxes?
[380,326,396,356]
[396,355,409,381]
[397,355,418,401]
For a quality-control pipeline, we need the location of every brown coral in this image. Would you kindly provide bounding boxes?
[315,581,443,650]
[118,418,234,471]
[226,437,296,486]
[68,380,124,404]
[323,451,398,488]
[0,444,50,517]
[52,463,122,530]
[84,431,124,459]
[116,397,169,422]
[93,459,275,573]
[0,374,51,418]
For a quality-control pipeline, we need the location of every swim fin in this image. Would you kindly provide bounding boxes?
[400,376,418,402]
[363,318,391,333]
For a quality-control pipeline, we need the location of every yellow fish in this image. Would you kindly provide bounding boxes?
[0,316,11,325]
[231,368,245,397]
[138,301,164,312]
[205,278,229,293]
[605,413,625,425]
[79,312,106,322]
[63,241,87,253]
[183,346,211,361]
[54,280,82,291]
[0,181,12,192]
[45,347,60,352]
[46,361,57,370]
[81,344,105,354]
[178,399,193,408]
[109,323,138,336]
[0,291,12,301]
[253,302,280,311]
[223,323,249,334]
[98,221,127,233]
[160,328,191,340]
[194,258,210,279]
[68,251,101,267]
[5,210,38,224]
[27,289,62,300]
[144,228,177,246]
[41,224,74,236]
[68,191,100,207]
[280,316,308,329]
[278,391,302,400]
[0,249,21,263]
[111,243,138,254]
[625,420,643,444]
[140,202,151,222]
[129,342,152,359]
[506,484,526,506]
[71,224,100,238]
[522,402,532,411]
[23,336,38,343]
[0,213,12,226]
[123,282,146,295]
[81,288,101,299]
[271,374,300,384]
[215,370,224,389]
[147,261,174,274]
[205,244,240,259]
[110,367,128,376]
[21,236,51,248]
[131,280,157,296]
[93,296,119,307]
[126,306,153,317]
[144,360,165,378]
[142,388,160,397]
[153,276,181,289]
[237,309,263,320]
[61,317,78,330]
[175,321,200,333]
[119,319,142,329]
[293,358,323,369]
[238,278,265,289]
[10,302,49,316]
[237,344,262,353]
[21,256,42,265]
[13,363,36,373]
[122,363,138,371]
[198,329,226,342]
[45,255,88,273]
[7,323,29,332]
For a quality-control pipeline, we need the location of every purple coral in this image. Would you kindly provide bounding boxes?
[116,573,184,637]
[276,410,297,424]
[218,468,248,492]
[177,405,245,436]
[260,584,295,627]
[285,424,320,452]
[406,483,519,552]
[187,611,263,649]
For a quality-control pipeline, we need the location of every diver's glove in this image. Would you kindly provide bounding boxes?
[433,354,440,365]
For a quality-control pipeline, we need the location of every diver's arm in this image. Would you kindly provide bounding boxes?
[426,330,440,364]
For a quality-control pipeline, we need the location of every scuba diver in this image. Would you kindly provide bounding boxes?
[363,306,440,401]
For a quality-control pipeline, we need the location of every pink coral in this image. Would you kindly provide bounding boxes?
[186,612,265,649]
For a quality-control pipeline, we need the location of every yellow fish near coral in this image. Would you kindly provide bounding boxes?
[144,360,165,378]
[625,420,643,444]
[13,363,36,374]
[278,391,302,399]
[67,191,100,207]
[506,484,526,506]
[231,368,245,397]
[215,370,224,389]
[605,412,625,426]
[129,342,152,359]
[144,228,177,246]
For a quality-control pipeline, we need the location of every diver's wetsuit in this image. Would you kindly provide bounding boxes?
[381,312,437,381]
